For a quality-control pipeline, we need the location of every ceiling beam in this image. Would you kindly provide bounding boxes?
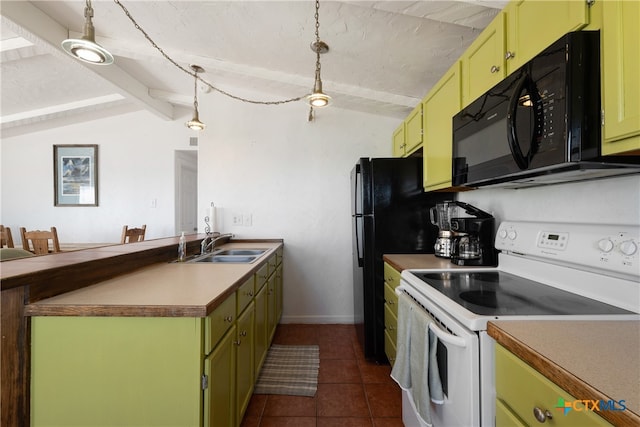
[0,1,174,121]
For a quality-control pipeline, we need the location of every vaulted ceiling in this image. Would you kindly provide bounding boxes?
[1,1,506,136]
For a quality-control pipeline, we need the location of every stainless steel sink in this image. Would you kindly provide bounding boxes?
[214,249,267,256]
[189,254,258,263]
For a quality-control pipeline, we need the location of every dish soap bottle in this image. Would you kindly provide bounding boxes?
[178,232,186,262]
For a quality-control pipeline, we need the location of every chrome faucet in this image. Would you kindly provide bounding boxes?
[200,233,233,255]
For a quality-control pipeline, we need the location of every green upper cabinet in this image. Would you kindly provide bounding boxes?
[392,103,423,157]
[461,12,506,107]
[423,61,462,191]
[600,0,640,154]
[392,122,405,157]
[505,0,590,74]
[405,103,424,154]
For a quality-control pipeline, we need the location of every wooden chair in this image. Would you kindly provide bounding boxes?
[121,225,146,244]
[1,225,15,248]
[20,227,61,255]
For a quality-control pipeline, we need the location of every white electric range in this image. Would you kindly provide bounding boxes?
[397,221,640,427]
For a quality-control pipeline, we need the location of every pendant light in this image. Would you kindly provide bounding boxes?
[307,0,330,108]
[186,65,206,131]
[61,0,114,65]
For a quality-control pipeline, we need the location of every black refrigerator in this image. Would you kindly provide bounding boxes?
[351,157,450,362]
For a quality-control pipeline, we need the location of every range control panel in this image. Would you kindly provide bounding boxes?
[495,221,639,279]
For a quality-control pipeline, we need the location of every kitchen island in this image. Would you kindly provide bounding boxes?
[1,236,283,427]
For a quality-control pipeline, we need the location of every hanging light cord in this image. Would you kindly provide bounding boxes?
[314,0,322,86]
[192,71,200,114]
[112,0,306,105]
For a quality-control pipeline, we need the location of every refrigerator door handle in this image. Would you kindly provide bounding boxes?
[355,215,364,267]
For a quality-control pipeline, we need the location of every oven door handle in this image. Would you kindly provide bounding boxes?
[428,322,467,349]
[395,286,468,349]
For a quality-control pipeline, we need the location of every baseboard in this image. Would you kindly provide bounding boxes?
[280,314,355,324]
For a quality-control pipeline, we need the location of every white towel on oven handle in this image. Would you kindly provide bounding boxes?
[391,289,446,426]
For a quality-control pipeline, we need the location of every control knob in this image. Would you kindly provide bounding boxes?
[619,240,638,256]
[508,230,517,240]
[597,238,614,253]
[498,229,508,239]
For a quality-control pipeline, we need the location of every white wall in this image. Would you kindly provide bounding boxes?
[457,175,640,226]
[1,93,396,324]
[195,91,394,323]
[1,110,197,243]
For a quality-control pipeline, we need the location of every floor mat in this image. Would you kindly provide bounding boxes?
[254,344,320,397]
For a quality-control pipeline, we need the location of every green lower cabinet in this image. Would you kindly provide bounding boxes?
[266,275,278,343]
[236,301,255,424]
[204,325,237,427]
[254,283,268,374]
[31,316,203,426]
[495,344,613,427]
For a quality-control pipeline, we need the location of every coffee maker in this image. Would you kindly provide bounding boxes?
[448,201,497,266]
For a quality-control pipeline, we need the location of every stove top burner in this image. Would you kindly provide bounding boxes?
[414,271,634,316]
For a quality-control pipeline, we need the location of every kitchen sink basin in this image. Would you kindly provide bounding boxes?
[189,254,258,263]
[214,249,267,256]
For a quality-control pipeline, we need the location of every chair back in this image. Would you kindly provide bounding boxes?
[1,225,15,248]
[20,227,61,255]
[121,225,146,244]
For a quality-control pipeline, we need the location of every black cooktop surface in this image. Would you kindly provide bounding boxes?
[413,271,634,316]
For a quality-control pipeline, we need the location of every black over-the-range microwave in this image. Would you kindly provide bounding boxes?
[452,30,639,189]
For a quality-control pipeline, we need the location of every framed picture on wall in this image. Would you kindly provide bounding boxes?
[54,144,98,206]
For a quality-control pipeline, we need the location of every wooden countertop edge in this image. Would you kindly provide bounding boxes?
[487,322,640,427]
[382,256,406,272]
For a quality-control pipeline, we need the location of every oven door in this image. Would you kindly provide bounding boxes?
[397,282,481,427]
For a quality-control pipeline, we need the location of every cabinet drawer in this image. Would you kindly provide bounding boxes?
[205,294,237,354]
[384,303,398,348]
[255,263,269,291]
[237,276,255,314]
[495,345,612,427]
[383,262,401,290]
[384,282,398,318]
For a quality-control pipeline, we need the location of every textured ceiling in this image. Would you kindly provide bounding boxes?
[1,1,506,135]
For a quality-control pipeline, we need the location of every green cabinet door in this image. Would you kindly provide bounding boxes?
[254,282,268,373]
[31,317,203,427]
[423,61,462,191]
[601,0,640,154]
[405,103,423,154]
[236,302,255,424]
[275,263,283,322]
[461,12,506,107]
[204,325,237,427]
[267,274,278,342]
[505,0,589,74]
[392,122,406,157]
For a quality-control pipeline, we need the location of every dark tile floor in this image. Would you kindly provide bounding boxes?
[241,324,403,427]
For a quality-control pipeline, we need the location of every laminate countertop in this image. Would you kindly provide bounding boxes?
[25,241,282,318]
[489,320,640,427]
[383,253,472,272]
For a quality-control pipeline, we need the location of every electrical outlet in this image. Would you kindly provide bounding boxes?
[232,213,244,226]
[243,214,252,226]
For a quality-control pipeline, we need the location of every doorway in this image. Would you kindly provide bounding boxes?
[175,150,198,235]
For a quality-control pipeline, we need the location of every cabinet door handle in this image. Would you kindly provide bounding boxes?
[234,340,242,346]
[224,316,233,322]
[533,407,553,423]
[505,51,515,60]
[490,65,500,73]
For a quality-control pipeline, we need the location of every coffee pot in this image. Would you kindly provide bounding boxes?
[448,202,497,266]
